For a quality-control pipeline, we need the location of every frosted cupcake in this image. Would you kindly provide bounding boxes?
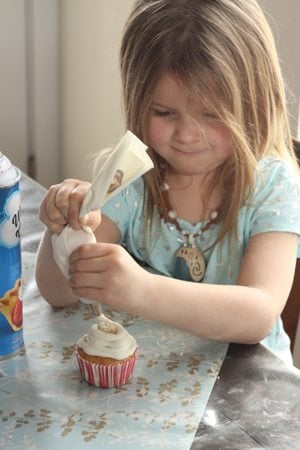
[76,314,138,388]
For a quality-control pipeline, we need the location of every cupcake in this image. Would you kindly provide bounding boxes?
[76,314,138,388]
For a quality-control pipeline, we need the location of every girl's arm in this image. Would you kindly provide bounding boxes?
[35,229,79,307]
[142,232,298,344]
[69,231,298,344]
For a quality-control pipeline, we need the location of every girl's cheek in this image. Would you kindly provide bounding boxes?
[147,121,163,144]
[221,130,233,153]
[212,124,233,151]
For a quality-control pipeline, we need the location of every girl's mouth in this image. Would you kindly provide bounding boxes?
[173,147,207,156]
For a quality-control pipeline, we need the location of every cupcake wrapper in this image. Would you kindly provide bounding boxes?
[76,349,138,388]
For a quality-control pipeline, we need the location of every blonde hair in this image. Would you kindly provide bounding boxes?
[120,0,298,240]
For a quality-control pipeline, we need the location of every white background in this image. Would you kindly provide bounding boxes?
[0,0,299,186]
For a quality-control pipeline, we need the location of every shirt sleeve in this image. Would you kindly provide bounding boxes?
[248,159,300,239]
[101,178,144,243]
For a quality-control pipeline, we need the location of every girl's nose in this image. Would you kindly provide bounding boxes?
[173,116,202,144]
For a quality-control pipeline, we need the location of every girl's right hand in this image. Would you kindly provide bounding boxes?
[39,179,102,234]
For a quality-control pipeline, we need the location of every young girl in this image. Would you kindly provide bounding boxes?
[36,0,300,365]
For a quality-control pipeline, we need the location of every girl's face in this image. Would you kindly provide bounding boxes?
[147,73,233,181]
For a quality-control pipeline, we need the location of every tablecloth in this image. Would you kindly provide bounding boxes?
[0,252,228,450]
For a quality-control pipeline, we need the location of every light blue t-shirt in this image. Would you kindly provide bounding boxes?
[102,158,300,364]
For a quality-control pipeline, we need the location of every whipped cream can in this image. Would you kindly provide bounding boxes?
[0,152,24,359]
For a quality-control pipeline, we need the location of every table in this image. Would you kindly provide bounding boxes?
[193,344,300,449]
[1,173,300,449]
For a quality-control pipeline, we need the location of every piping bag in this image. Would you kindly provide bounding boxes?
[51,131,154,316]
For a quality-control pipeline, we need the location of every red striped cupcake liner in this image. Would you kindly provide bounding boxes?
[76,348,138,388]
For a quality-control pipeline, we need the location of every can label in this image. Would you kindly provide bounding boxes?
[0,162,23,358]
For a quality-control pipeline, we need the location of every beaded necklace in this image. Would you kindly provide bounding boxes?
[159,182,220,282]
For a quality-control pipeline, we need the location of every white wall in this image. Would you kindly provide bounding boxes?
[0,0,60,187]
[0,0,28,172]
[60,0,134,182]
[30,0,60,187]
[259,0,300,136]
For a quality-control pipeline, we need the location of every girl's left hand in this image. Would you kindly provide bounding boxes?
[68,242,150,312]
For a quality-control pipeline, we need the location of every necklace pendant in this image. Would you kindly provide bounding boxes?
[175,243,206,282]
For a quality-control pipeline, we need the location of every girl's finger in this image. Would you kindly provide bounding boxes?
[69,272,105,289]
[67,182,91,229]
[54,179,84,224]
[79,210,102,231]
[70,286,104,302]
[70,242,114,265]
[69,254,106,275]
[39,188,67,232]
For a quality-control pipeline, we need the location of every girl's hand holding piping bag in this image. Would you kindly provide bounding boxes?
[37,178,99,307]
[37,131,153,314]
[39,179,100,236]
[38,176,150,313]
[36,0,300,366]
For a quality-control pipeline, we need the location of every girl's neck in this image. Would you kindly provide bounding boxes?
[165,170,214,196]
[164,173,221,225]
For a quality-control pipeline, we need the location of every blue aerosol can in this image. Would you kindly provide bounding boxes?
[0,152,24,359]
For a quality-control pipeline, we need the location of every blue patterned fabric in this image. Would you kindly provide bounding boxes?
[0,253,228,450]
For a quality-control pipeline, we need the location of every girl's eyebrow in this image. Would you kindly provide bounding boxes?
[151,101,173,109]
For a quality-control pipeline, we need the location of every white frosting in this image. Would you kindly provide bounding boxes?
[52,225,96,278]
[77,314,137,360]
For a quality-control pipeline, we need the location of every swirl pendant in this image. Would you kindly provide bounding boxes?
[175,234,206,282]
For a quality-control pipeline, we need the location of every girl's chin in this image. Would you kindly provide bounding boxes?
[167,160,220,178]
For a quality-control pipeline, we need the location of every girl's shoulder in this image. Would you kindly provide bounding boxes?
[121,176,145,201]
[251,157,300,208]
[258,156,298,175]
[101,176,146,235]
[110,176,145,203]
[102,176,145,213]
[256,157,300,188]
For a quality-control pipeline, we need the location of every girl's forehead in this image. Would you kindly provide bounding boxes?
[152,72,212,109]
[153,73,191,96]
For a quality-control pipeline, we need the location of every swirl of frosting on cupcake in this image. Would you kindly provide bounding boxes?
[77,314,137,360]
